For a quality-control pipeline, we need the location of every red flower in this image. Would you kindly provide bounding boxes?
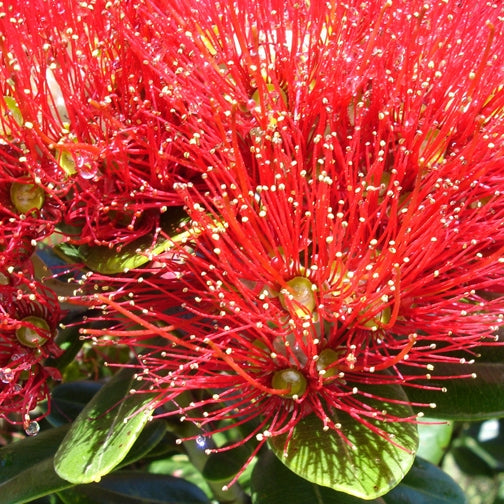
[0,0,206,250]
[81,0,504,485]
[0,139,65,270]
[0,274,62,432]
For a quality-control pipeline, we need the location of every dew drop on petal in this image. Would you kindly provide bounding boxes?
[25,421,40,437]
[0,368,15,384]
[75,152,98,179]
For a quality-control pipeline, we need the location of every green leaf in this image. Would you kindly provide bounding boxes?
[251,449,385,504]
[43,381,103,427]
[79,236,158,274]
[385,457,466,504]
[416,418,453,465]
[79,209,190,274]
[57,471,210,504]
[149,454,213,499]
[117,420,168,469]
[202,444,251,482]
[403,361,504,420]
[54,368,155,484]
[252,451,465,504]
[0,426,73,504]
[448,419,504,475]
[268,383,418,500]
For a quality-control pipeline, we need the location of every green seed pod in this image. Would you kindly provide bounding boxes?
[16,316,50,348]
[10,182,45,214]
[279,276,316,317]
[361,305,392,329]
[55,149,77,175]
[316,348,344,378]
[272,368,307,398]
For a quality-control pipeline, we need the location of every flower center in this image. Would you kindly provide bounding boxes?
[360,305,392,329]
[271,368,307,398]
[10,182,45,214]
[279,276,316,317]
[316,348,345,378]
[16,316,50,348]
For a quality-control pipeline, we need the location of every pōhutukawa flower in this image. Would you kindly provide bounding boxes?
[0,137,65,269]
[80,0,504,495]
[0,274,62,433]
[0,0,207,256]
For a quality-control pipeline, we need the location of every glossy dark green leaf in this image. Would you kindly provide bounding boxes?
[0,426,73,504]
[43,381,103,427]
[268,383,418,499]
[202,444,251,482]
[149,454,212,498]
[54,368,155,484]
[448,419,504,475]
[57,471,210,504]
[385,458,466,504]
[117,420,168,468]
[0,418,167,504]
[251,449,386,504]
[403,361,504,420]
[252,451,465,504]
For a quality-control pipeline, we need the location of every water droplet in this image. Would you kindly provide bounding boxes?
[25,421,40,437]
[0,368,14,383]
[196,435,206,448]
[75,151,98,179]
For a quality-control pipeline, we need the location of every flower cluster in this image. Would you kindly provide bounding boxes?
[0,0,206,422]
[0,274,62,432]
[75,0,504,481]
[0,0,204,254]
[1,0,504,493]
